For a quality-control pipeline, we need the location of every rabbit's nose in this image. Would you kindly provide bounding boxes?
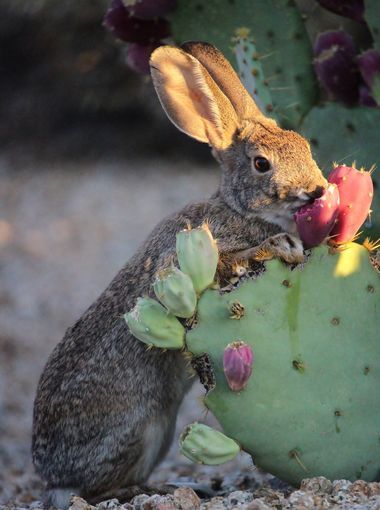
[307,185,325,200]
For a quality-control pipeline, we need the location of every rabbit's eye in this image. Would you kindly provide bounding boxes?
[254,157,271,173]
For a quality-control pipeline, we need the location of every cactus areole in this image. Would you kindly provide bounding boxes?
[186,242,379,484]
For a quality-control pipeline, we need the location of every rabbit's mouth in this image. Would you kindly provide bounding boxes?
[290,199,310,213]
[259,196,311,233]
[289,190,321,214]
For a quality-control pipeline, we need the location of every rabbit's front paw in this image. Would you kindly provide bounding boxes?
[232,233,305,265]
[258,233,305,264]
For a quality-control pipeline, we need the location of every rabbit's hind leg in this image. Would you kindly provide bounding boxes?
[233,233,305,264]
[124,416,175,485]
[85,413,177,499]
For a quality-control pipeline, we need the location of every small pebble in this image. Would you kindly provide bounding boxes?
[201,496,225,509]
[68,496,95,510]
[130,494,150,509]
[141,494,176,510]
[97,499,120,510]
[300,476,332,494]
[287,490,315,508]
[173,487,201,509]
[246,499,273,510]
[226,490,253,507]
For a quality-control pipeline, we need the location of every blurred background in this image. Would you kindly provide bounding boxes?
[0,0,379,506]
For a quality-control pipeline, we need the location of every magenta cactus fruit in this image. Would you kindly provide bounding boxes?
[294,184,340,249]
[328,165,374,243]
[313,30,359,105]
[103,0,170,44]
[357,49,380,106]
[125,0,177,20]
[223,341,253,392]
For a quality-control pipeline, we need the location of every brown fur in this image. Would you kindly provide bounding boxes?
[32,43,327,509]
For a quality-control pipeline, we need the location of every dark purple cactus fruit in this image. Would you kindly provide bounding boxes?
[357,49,380,105]
[223,341,253,392]
[316,0,364,23]
[294,184,340,249]
[313,31,359,105]
[358,84,378,107]
[126,43,160,74]
[314,30,357,58]
[125,0,177,20]
[104,0,170,44]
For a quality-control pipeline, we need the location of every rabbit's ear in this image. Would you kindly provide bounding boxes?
[150,46,239,149]
[182,41,270,123]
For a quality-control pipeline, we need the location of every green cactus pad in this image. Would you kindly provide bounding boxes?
[153,266,197,318]
[233,36,277,122]
[186,243,380,484]
[170,0,318,128]
[180,422,240,465]
[301,103,380,239]
[125,297,185,349]
[364,0,380,50]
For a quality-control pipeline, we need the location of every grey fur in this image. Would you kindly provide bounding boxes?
[32,43,327,508]
[45,488,78,509]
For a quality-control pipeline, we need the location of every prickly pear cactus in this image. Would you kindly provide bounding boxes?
[186,242,380,484]
[125,223,380,485]
[169,0,318,128]
[300,103,380,238]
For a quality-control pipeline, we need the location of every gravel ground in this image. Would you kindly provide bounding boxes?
[0,155,379,509]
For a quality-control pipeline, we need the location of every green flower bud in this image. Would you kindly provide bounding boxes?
[179,422,240,465]
[176,224,219,294]
[124,297,184,349]
[153,267,197,318]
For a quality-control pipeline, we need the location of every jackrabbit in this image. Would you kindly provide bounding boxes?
[32,42,327,508]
